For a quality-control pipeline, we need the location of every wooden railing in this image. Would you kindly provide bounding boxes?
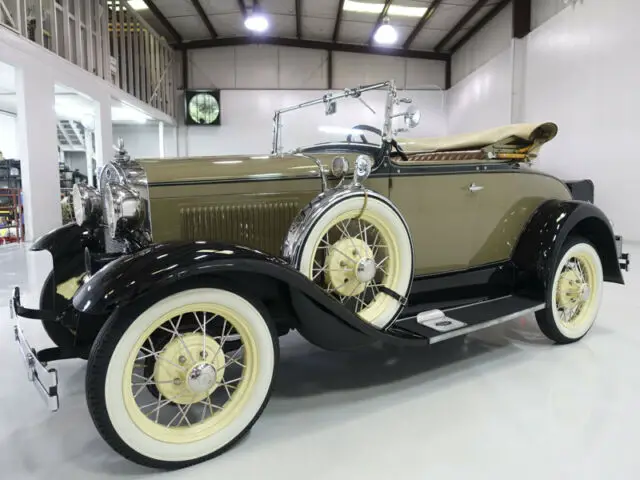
[0,0,175,118]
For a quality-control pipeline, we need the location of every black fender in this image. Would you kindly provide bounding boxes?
[72,242,417,350]
[512,199,624,296]
[31,223,102,261]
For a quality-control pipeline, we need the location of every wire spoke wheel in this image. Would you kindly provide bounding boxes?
[311,216,392,318]
[554,254,597,330]
[87,288,277,468]
[126,309,249,434]
[296,193,413,329]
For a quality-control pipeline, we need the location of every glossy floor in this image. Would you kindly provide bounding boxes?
[1,243,639,480]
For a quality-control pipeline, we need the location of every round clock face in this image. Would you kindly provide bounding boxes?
[188,93,220,125]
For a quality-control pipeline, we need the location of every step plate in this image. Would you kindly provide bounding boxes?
[395,296,545,344]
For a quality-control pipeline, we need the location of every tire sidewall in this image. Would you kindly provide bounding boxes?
[87,286,277,468]
[297,194,413,329]
[547,241,603,341]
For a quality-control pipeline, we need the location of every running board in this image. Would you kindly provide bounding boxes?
[393,296,545,344]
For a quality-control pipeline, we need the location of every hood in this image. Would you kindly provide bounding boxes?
[139,154,325,186]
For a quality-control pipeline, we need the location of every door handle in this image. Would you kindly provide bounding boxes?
[468,183,484,193]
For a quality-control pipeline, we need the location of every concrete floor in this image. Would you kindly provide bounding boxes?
[1,242,639,480]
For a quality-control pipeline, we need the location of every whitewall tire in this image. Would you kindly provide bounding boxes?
[85,287,278,469]
[297,194,413,329]
[536,238,604,344]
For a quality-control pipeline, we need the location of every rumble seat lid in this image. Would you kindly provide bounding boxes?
[396,122,558,154]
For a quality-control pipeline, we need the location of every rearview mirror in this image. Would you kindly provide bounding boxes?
[404,105,421,129]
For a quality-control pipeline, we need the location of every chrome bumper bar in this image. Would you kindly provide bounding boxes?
[9,287,60,412]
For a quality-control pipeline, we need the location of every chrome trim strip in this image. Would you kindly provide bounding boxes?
[429,302,545,345]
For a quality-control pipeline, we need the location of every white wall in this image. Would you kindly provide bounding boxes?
[451,3,513,86]
[0,112,17,158]
[523,0,640,239]
[447,48,513,135]
[447,0,640,240]
[186,45,447,91]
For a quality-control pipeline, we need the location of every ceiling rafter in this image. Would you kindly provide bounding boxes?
[143,0,183,44]
[180,36,450,61]
[434,0,489,52]
[237,0,247,17]
[450,0,510,53]
[189,0,217,39]
[404,0,443,50]
[295,0,302,39]
[368,0,393,45]
[332,0,346,43]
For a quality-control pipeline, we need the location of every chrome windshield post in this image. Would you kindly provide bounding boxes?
[382,80,397,143]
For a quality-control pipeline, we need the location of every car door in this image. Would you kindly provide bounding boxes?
[388,166,478,276]
[466,170,573,268]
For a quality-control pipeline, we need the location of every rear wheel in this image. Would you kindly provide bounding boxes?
[535,237,603,344]
[85,287,278,469]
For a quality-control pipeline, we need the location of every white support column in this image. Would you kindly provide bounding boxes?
[84,126,94,186]
[15,64,61,241]
[510,38,527,124]
[94,93,112,170]
[158,120,165,157]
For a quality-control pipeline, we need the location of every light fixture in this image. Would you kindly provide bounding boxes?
[126,0,149,10]
[374,17,398,45]
[244,9,269,33]
[343,0,427,18]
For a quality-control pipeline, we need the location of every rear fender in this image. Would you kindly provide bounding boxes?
[512,199,623,296]
[72,242,391,350]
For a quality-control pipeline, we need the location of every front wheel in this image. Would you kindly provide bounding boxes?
[536,237,604,344]
[85,287,278,469]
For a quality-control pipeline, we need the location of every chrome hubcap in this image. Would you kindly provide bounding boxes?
[355,258,377,283]
[187,363,217,394]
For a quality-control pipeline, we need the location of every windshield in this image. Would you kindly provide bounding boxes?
[272,82,445,153]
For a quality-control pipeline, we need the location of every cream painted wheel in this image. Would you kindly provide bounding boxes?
[298,195,413,329]
[536,238,603,343]
[86,287,277,469]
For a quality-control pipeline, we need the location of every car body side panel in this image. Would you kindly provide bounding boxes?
[143,152,389,256]
[467,170,572,267]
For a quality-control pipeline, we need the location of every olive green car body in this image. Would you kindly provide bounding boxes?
[142,152,571,276]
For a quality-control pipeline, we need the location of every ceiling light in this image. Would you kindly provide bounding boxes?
[343,0,427,18]
[126,0,148,10]
[111,103,151,123]
[374,17,398,45]
[244,11,269,33]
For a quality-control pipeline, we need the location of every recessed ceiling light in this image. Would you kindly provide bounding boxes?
[374,17,398,45]
[127,0,149,10]
[245,11,269,33]
[343,0,427,18]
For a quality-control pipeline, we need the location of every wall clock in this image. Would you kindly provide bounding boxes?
[185,89,221,126]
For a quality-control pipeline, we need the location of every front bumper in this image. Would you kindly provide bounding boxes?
[9,287,60,412]
[616,235,630,272]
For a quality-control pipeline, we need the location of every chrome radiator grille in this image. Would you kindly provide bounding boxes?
[180,201,300,255]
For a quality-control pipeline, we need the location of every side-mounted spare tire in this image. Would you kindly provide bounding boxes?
[284,189,414,329]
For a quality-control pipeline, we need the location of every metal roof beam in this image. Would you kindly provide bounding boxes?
[434,0,489,52]
[404,0,443,49]
[181,36,450,61]
[332,0,346,42]
[295,0,302,39]
[144,0,182,44]
[190,0,217,39]
[450,0,510,54]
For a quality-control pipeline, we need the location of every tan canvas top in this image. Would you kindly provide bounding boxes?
[397,122,558,154]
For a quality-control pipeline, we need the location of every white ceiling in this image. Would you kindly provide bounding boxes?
[139,0,505,51]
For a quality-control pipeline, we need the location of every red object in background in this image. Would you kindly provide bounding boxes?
[0,188,25,244]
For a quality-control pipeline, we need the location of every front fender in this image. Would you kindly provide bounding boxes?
[512,199,624,294]
[31,223,102,260]
[72,241,399,349]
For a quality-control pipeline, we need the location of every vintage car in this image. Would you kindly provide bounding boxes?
[10,80,629,469]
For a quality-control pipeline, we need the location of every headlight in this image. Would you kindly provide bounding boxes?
[72,183,102,226]
[104,183,146,239]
